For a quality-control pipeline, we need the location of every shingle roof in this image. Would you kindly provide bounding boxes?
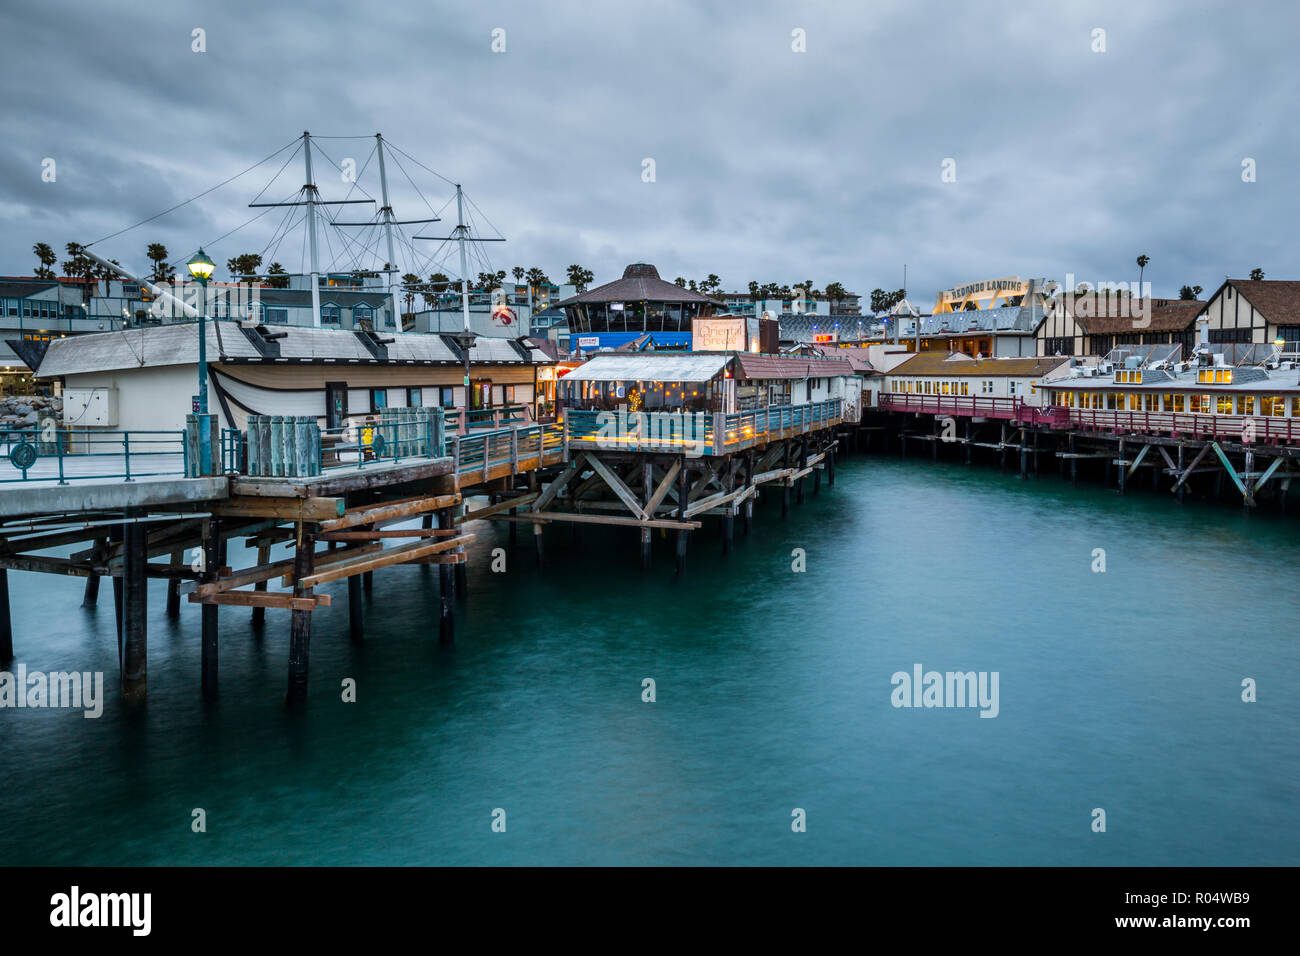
[734,353,854,380]
[1067,297,1205,335]
[889,352,1069,377]
[556,264,723,307]
[1227,280,1300,325]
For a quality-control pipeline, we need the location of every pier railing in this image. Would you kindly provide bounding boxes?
[445,404,532,433]
[878,393,1030,421]
[1067,408,1300,442]
[452,422,564,481]
[0,427,187,484]
[564,399,843,455]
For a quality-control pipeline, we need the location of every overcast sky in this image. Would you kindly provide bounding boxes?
[1,0,1297,304]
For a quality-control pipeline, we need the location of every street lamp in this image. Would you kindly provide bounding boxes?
[187,248,215,416]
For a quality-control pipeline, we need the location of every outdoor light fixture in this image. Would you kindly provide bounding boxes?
[187,248,215,282]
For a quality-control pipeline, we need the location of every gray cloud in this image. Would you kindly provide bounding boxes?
[1,0,1296,301]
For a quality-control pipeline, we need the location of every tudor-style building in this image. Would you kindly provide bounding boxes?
[1036,294,1205,358]
[1199,279,1300,353]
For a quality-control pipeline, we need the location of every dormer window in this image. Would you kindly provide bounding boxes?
[321,303,341,325]
[1197,368,1232,384]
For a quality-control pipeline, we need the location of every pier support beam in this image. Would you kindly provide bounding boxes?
[251,544,270,628]
[122,521,147,703]
[166,550,182,618]
[743,497,753,535]
[640,527,651,571]
[348,573,364,643]
[285,530,315,705]
[827,447,835,486]
[0,569,12,665]
[201,519,219,701]
[454,504,468,598]
[1117,439,1127,495]
[82,537,104,607]
[111,525,124,650]
[439,510,455,643]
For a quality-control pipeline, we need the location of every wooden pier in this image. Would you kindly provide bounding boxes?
[0,399,843,706]
[875,394,1299,510]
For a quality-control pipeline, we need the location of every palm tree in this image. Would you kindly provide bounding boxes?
[266,262,289,289]
[32,242,57,278]
[62,242,95,302]
[146,243,174,283]
[1136,254,1150,294]
[400,273,420,314]
[1250,267,1265,281]
[512,266,525,283]
[566,264,594,293]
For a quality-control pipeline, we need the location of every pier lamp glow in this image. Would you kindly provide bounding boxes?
[187,248,215,416]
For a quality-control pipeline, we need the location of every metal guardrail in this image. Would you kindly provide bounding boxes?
[1066,409,1300,442]
[0,428,187,484]
[451,423,563,480]
[564,399,843,454]
[878,393,1028,420]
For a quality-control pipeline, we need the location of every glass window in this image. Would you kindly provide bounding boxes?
[1144,393,1158,411]
[440,387,456,408]
[1216,395,1234,415]
[407,387,422,407]
[370,388,388,412]
[321,304,341,325]
[266,308,288,324]
[1170,393,1184,412]
[1238,395,1255,416]
[1190,395,1211,414]
[354,304,374,328]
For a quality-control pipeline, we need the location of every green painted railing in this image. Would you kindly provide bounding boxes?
[452,422,563,478]
[563,400,843,455]
[0,427,187,484]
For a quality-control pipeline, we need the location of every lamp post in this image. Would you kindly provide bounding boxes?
[187,248,215,476]
[187,248,215,415]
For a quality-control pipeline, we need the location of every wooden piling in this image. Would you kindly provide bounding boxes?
[251,544,270,627]
[827,447,835,486]
[82,537,104,607]
[166,550,182,618]
[348,573,364,643]
[439,510,456,644]
[201,518,220,701]
[285,530,315,705]
[0,569,12,665]
[110,525,124,652]
[122,521,147,703]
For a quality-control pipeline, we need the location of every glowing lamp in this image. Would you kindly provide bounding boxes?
[187,248,215,282]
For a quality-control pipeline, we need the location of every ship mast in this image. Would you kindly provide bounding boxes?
[375,134,401,333]
[455,184,474,404]
[303,131,322,328]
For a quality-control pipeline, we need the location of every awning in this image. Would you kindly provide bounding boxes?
[562,353,730,383]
